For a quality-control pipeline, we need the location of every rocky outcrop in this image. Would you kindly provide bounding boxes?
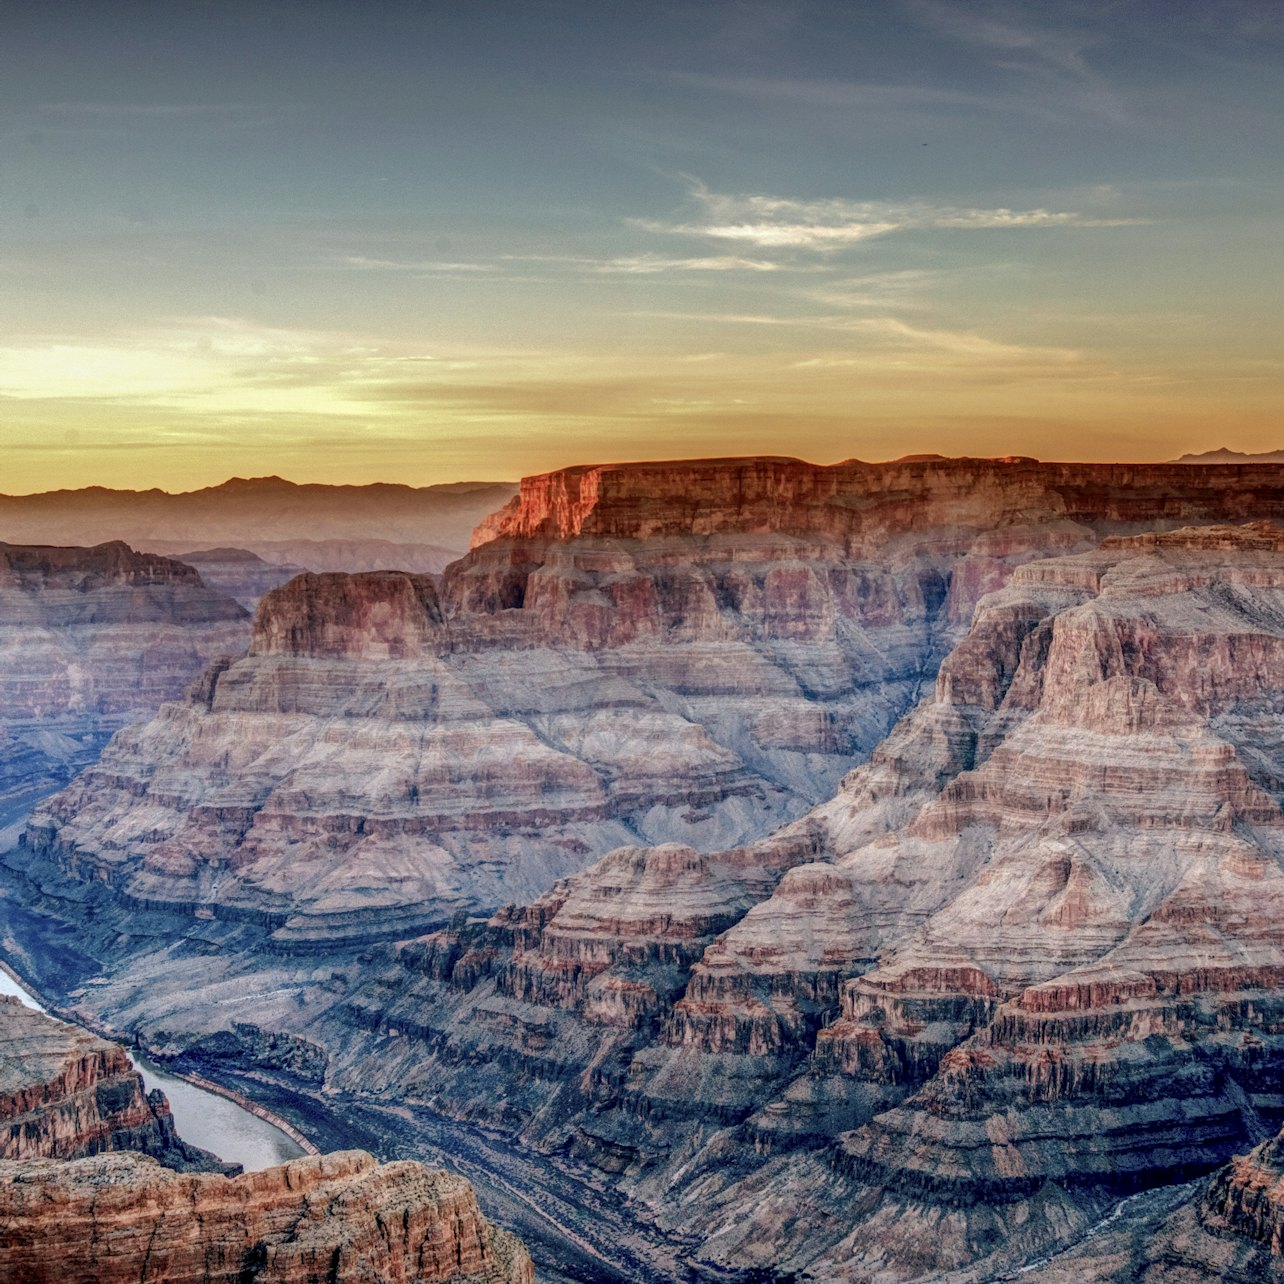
[281,519,1284,1281]
[0,541,248,801]
[0,996,220,1171]
[0,1150,534,1284]
[22,457,1284,943]
[1030,1127,1284,1281]
[0,996,533,1283]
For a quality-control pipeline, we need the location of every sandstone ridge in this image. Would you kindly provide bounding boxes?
[0,1150,534,1284]
[0,997,533,1284]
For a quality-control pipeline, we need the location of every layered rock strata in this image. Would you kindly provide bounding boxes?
[17,461,1284,1278]
[293,520,1284,1281]
[0,1150,534,1284]
[0,997,533,1284]
[0,995,219,1170]
[23,457,1284,942]
[0,541,247,800]
[1033,1126,1284,1281]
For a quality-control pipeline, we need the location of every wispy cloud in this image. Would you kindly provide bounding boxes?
[803,269,952,311]
[335,255,496,273]
[902,1,1131,124]
[331,251,791,279]
[41,102,279,118]
[667,71,1008,115]
[618,308,1081,368]
[636,182,1149,250]
[503,252,786,274]
[905,1,1098,79]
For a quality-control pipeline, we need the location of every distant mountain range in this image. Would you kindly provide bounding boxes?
[0,476,518,570]
[1172,447,1284,463]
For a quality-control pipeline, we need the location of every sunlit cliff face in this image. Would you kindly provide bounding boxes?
[2,0,1281,491]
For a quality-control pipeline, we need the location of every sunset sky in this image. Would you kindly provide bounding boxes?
[2,1,1282,491]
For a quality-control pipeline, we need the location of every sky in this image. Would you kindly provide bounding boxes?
[1,0,1282,491]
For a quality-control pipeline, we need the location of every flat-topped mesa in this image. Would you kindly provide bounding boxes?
[0,997,219,1171]
[26,464,1284,937]
[0,540,246,627]
[469,456,1284,547]
[453,459,1284,649]
[249,570,445,659]
[0,1150,534,1284]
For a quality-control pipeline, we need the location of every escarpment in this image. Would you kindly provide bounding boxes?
[0,1150,534,1284]
[21,457,1284,943]
[297,519,1284,1281]
[0,996,221,1170]
[0,540,248,800]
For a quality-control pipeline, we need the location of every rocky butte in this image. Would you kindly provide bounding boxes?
[0,540,248,802]
[12,457,1284,1279]
[0,997,534,1284]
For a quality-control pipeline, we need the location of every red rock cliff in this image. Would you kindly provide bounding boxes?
[0,1149,534,1284]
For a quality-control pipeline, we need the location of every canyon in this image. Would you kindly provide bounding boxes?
[0,539,248,802]
[9,456,1284,1279]
[0,993,533,1283]
[18,456,1284,938]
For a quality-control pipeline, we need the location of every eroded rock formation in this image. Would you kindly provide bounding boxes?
[22,457,1284,942]
[0,995,219,1170]
[0,997,533,1283]
[299,519,1284,1280]
[0,1150,534,1284]
[0,540,248,801]
[16,459,1284,1279]
[1033,1124,1284,1281]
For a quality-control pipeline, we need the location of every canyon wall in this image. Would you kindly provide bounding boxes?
[15,457,1284,1278]
[0,1151,534,1284]
[0,997,533,1284]
[1035,1124,1284,1281]
[0,995,219,1170]
[294,518,1284,1280]
[0,540,248,801]
[23,456,1284,942]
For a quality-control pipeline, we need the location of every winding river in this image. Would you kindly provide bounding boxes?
[0,960,304,1173]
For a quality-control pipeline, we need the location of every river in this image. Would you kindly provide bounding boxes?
[0,951,304,1173]
[0,793,679,1281]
